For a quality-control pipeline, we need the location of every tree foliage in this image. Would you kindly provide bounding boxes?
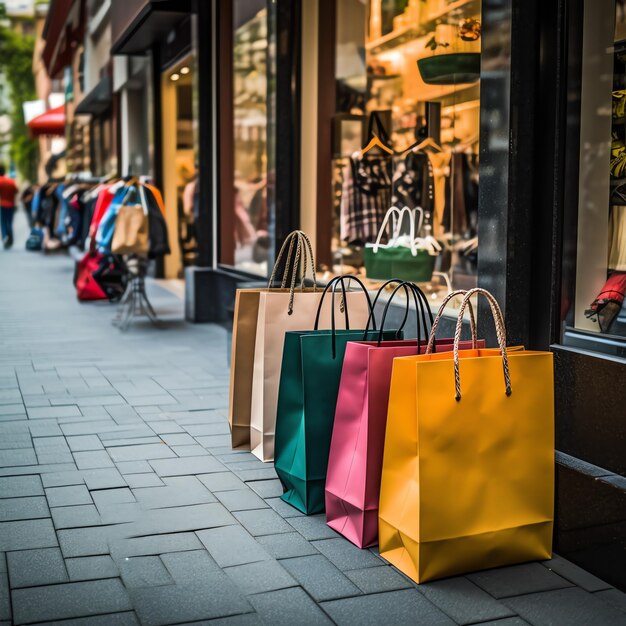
[0,2,38,182]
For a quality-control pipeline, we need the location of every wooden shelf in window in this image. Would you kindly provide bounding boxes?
[366,0,481,54]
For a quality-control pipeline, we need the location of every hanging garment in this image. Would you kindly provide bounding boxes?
[609,204,626,272]
[143,185,170,258]
[426,150,451,237]
[340,152,393,245]
[585,272,626,333]
[392,151,435,224]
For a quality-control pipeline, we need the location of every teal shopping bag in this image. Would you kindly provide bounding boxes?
[274,276,401,515]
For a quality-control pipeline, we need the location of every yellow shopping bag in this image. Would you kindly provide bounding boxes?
[378,288,554,583]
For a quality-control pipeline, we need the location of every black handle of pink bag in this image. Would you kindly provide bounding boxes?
[377,281,434,351]
[314,275,376,359]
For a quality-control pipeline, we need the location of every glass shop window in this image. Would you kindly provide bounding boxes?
[563,0,626,357]
[332,0,481,309]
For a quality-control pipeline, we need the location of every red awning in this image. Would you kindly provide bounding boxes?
[28,105,66,137]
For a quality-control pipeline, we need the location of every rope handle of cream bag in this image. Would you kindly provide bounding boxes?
[453,288,511,401]
[267,231,317,315]
[426,290,478,354]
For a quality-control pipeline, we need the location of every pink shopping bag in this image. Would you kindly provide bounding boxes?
[325,288,483,548]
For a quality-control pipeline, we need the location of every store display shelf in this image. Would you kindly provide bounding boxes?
[366,0,481,54]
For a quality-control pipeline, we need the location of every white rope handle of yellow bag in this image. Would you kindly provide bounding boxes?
[426,290,477,353]
[453,288,511,401]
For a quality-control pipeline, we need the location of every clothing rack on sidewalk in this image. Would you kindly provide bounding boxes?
[112,257,159,331]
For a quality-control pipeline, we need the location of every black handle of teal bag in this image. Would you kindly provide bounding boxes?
[377,282,433,350]
[313,275,351,331]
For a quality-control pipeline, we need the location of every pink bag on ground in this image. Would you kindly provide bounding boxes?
[325,287,483,548]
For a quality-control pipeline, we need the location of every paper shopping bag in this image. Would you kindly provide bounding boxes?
[326,286,484,548]
[378,288,554,583]
[274,276,401,515]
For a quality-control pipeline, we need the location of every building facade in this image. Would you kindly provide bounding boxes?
[40,0,626,591]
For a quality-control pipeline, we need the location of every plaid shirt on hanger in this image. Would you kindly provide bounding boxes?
[340,152,393,245]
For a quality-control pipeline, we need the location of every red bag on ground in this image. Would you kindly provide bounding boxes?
[75,251,107,301]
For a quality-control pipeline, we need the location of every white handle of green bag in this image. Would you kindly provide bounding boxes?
[373,206,422,256]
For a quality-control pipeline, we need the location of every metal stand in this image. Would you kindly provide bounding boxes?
[113,257,159,331]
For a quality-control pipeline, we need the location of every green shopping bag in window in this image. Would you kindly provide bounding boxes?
[274,276,402,515]
[364,206,438,282]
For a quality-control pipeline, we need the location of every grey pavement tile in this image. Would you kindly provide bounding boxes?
[183,423,230,437]
[119,555,175,588]
[0,448,37,467]
[42,471,85,488]
[0,495,50,522]
[542,554,613,592]
[82,468,127,490]
[133,476,216,509]
[312,538,383,571]
[130,574,252,626]
[233,468,279,482]
[595,588,626,614]
[0,463,79,477]
[116,461,153,475]
[98,502,142,524]
[66,555,119,581]
[124,473,164,488]
[249,586,334,626]
[197,472,246,493]
[149,455,225,477]
[28,420,63,437]
[66,435,105,452]
[103,437,163,447]
[0,475,43,498]
[146,421,185,435]
[266,497,305,518]
[159,433,196,446]
[51,504,103,529]
[280,554,361,601]
[468,619,530,626]
[127,502,235,536]
[27,405,81,419]
[0,518,58,551]
[109,532,203,559]
[128,395,178,407]
[35,611,139,626]
[0,433,32,449]
[468,562,574,599]
[216,489,269,512]
[0,404,25,416]
[345,565,413,594]
[418,577,517,625]
[321,588,457,626]
[91,488,136,507]
[504,586,626,626]
[176,614,263,626]
[11,578,132,625]
[107,443,176,463]
[246,479,284,499]
[37,451,77,465]
[98,427,156,441]
[73,450,115,470]
[257,532,320,560]
[160,549,221,584]
[0,570,9,622]
[46,485,93,507]
[287,514,340,540]
[6,548,69,588]
[57,526,121,557]
[225,559,297,595]
[233,509,293,537]
[196,434,232,448]
[197,526,272,567]
[172,444,211,457]
[60,421,122,436]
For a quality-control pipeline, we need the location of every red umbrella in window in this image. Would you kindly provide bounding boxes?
[27,105,66,137]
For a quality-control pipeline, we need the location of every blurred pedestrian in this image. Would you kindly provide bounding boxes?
[0,164,18,249]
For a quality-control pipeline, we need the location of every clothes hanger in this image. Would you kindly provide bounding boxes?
[361,133,394,155]
[411,136,443,153]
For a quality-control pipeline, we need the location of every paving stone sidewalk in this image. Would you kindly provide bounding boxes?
[0,219,625,625]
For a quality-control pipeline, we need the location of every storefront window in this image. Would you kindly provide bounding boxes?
[331,0,481,308]
[232,0,270,276]
[563,0,626,356]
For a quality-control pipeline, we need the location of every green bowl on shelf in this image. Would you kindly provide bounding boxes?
[417,53,481,85]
